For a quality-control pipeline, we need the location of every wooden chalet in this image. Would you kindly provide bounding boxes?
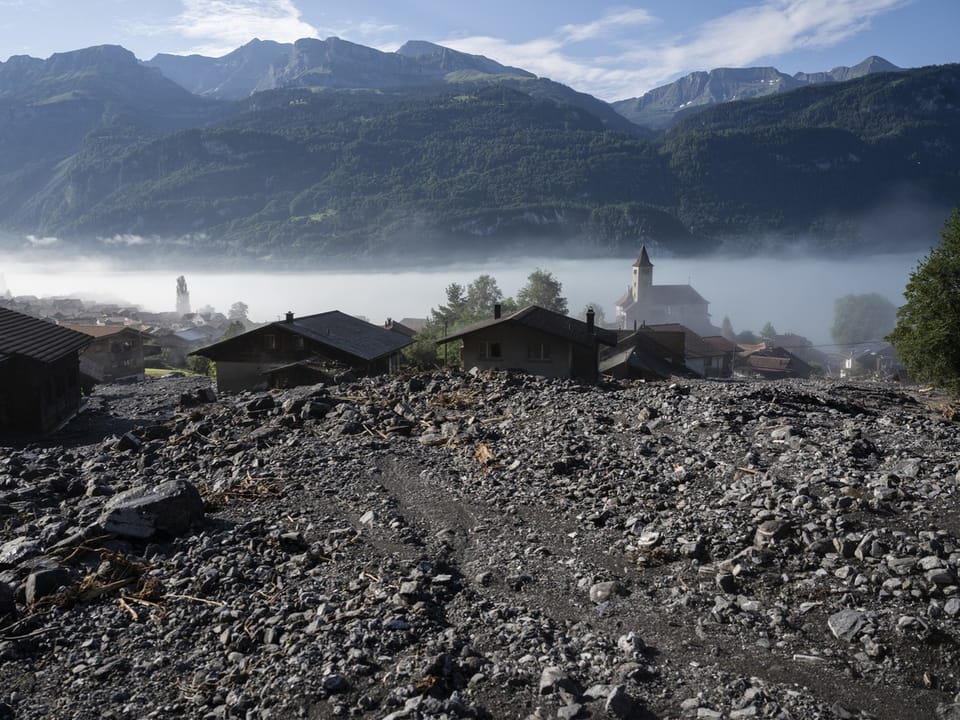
[0,308,92,434]
[437,305,616,381]
[61,324,145,385]
[192,311,413,392]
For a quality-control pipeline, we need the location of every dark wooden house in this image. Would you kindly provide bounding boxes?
[600,330,697,381]
[62,324,145,384]
[736,343,813,379]
[0,308,92,434]
[192,311,413,392]
[438,305,616,381]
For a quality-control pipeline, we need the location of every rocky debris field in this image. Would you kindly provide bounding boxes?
[1,371,960,720]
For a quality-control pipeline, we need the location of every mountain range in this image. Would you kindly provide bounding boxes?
[0,38,955,266]
[611,56,902,129]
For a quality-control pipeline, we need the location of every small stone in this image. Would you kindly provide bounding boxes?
[604,686,637,718]
[539,666,576,695]
[829,608,867,641]
[754,520,791,547]
[322,674,348,692]
[556,703,584,720]
[927,568,956,587]
[589,581,621,604]
[716,572,737,594]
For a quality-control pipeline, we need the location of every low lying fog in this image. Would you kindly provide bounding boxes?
[0,251,924,346]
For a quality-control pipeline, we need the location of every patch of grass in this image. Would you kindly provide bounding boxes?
[145,367,203,378]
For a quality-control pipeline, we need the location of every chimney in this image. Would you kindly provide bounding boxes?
[586,307,595,332]
[494,303,501,320]
[285,311,294,323]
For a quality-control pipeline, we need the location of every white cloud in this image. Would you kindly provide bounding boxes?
[171,0,319,56]
[25,234,59,246]
[444,0,907,101]
[559,8,656,43]
[100,234,151,246]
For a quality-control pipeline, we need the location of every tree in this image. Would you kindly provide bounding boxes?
[735,329,760,344]
[403,317,448,369]
[229,301,249,322]
[220,320,246,340]
[516,268,568,314]
[721,316,735,341]
[889,209,960,393]
[831,293,897,345]
[759,321,777,340]
[463,274,505,323]
[432,283,468,329]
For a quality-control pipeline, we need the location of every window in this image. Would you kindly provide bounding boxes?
[295,336,305,350]
[264,334,276,350]
[480,341,502,360]
[526,342,551,361]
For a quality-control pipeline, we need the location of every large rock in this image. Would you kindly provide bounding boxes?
[99,479,205,540]
[25,566,76,605]
[0,537,42,569]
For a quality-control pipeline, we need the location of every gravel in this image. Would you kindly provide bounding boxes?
[0,371,959,719]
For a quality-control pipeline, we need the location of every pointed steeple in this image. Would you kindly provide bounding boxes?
[633,245,653,268]
[631,244,653,305]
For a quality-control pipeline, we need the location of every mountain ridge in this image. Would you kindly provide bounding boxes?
[0,39,954,265]
[612,55,902,129]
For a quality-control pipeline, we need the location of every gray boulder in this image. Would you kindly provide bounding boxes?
[25,566,77,605]
[99,479,205,539]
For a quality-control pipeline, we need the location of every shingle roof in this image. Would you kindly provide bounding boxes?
[614,285,708,309]
[600,331,696,379]
[0,308,92,363]
[438,305,616,348]
[194,311,412,362]
[61,324,142,339]
[288,311,413,359]
[649,285,708,306]
[643,323,725,358]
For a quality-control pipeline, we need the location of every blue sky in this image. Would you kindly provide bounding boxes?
[0,0,955,100]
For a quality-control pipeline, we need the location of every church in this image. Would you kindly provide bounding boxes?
[614,246,718,336]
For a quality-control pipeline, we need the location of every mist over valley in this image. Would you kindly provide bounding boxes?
[0,249,921,347]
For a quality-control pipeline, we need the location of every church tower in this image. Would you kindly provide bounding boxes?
[631,245,653,303]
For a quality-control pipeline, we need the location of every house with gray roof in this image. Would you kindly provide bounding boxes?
[0,308,92,433]
[438,305,616,381]
[614,246,719,336]
[61,324,146,385]
[192,311,413,392]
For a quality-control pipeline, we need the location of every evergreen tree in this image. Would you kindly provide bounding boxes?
[889,209,960,393]
[721,316,735,341]
[431,283,468,331]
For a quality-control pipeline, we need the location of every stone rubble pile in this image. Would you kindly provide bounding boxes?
[0,371,958,719]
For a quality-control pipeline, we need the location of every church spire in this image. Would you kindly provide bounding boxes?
[631,245,653,304]
[633,245,653,268]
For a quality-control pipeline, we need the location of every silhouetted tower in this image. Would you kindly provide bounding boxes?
[631,245,653,303]
[176,275,191,316]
